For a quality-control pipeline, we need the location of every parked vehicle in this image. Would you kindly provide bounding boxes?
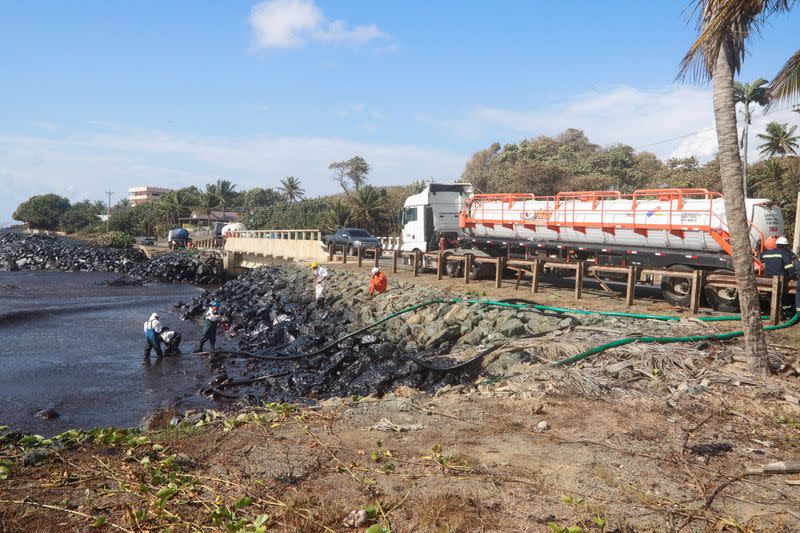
[400,183,784,311]
[324,228,382,256]
[140,237,156,246]
[167,228,191,249]
[221,223,247,237]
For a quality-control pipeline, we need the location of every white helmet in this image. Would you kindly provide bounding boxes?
[776,236,789,246]
[371,267,380,275]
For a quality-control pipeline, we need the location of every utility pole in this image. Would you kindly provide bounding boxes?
[105,191,113,234]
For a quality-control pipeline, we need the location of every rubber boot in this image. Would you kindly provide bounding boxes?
[194,341,205,353]
[144,345,151,358]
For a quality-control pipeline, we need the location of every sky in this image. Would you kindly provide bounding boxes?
[1,0,799,225]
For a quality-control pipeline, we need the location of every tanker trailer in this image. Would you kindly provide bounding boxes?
[455,188,783,310]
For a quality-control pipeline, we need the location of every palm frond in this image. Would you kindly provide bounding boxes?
[769,48,800,106]
[678,0,793,81]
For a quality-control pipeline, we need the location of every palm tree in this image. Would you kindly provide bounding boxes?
[348,185,386,234]
[678,0,795,376]
[213,179,238,220]
[159,188,195,227]
[198,184,220,230]
[770,48,800,105]
[279,176,305,203]
[734,78,770,188]
[321,200,352,233]
[757,122,799,158]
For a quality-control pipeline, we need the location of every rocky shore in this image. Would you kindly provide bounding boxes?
[0,232,223,284]
[121,250,224,284]
[0,232,144,272]
[173,263,700,406]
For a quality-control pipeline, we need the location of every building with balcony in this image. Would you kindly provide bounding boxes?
[128,186,172,206]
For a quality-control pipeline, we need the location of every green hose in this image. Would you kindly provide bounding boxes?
[550,313,799,367]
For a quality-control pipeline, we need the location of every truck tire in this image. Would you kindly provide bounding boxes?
[704,268,739,312]
[660,265,694,308]
[446,259,462,278]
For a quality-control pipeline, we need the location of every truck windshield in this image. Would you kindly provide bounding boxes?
[348,230,372,237]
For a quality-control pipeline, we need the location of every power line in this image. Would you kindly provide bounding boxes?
[633,102,800,151]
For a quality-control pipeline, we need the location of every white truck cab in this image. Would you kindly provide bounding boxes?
[400,183,473,252]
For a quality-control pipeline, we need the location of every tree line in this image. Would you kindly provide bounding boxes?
[11,157,427,238]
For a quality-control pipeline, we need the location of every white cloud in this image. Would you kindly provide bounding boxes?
[0,128,464,222]
[250,0,322,48]
[249,0,388,50]
[335,103,366,117]
[312,20,387,44]
[420,84,800,162]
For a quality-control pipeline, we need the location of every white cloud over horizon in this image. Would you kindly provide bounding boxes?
[0,129,465,224]
[249,0,388,49]
[419,85,800,162]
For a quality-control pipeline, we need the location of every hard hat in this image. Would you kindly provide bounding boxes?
[311,261,319,269]
[210,300,220,307]
[371,267,380,275]
[150,313,159,320]
[777,236,789,245]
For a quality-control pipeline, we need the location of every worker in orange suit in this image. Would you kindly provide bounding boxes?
[369,267,388,298]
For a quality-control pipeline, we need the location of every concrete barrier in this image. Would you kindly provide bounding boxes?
[223,229,327,273]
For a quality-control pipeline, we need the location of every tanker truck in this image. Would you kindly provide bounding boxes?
[400,183,784,310]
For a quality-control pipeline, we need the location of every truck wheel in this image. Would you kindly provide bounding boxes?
[660,265,694,308]
[704,268,739,312]
[446,259,462,278]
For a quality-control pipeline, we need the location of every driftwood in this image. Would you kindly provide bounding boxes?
[746,461,800,475]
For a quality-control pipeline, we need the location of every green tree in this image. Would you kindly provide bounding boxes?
[348,185,386,233]
[329,156,371,194]
[158,187,196,228]
[241,187,282,209]
[13,194,71,230]
[198,184,220,229]
[734,78,770,187]
[279,176,305,203]
[59,200,101,233]
[678,0,795,376]
[321,199,352,232]
[213,179,238,218]
[757,121,799,158]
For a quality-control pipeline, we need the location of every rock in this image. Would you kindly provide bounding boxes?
[535,420,550,432]
[139,409,177,431]
[343,510,369,528]
[425,325,461,348]
[497,318,525,337]
[23,448,52,467]
[35,408,60,420]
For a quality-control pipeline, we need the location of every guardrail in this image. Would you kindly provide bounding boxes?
[325,245,793,322]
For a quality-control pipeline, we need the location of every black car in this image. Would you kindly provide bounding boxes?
[324,228,382,256]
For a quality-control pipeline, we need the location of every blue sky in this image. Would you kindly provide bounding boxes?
[1,0,798,224]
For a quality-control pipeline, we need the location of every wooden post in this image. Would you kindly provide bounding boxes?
[625,266,637,307]
[373,247,380,268]
[436,251,444,280]
[342,244,347,264]
[769,275,784,325]
[357,246,363,267]
[327,242,334,262]
[689,269,704,315]
[531,259,540,294]
[464,254,472,284]
[574,261,584,299]
[392,249,399,274]
[495,257,504,289]
[413,251,420,277]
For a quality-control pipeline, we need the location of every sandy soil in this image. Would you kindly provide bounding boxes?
[2,261,799,532]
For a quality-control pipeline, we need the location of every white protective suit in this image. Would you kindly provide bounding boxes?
[314,266,329,301]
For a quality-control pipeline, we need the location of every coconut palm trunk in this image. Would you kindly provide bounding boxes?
[742,121,749,193]
[712,48,768,376]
